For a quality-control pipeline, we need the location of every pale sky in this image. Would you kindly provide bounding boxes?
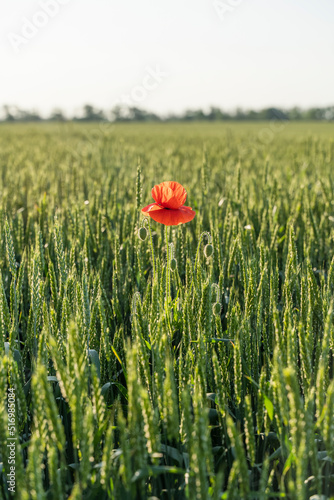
[1,0,333,117]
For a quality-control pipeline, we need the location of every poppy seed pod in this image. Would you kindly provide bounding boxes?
[212,302,221,316]
[204,244,213,258]
[170,258,177,271]
[138,227,147,241]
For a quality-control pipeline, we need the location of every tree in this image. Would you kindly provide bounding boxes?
[79,104,106,121]
[3,105,16,121]
[49,108,66,121]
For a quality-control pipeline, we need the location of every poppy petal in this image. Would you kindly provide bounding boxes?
[141,202,163,214]
[152,181,187,209]
[147,206,195,226]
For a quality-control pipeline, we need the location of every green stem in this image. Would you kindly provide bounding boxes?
[194,231,211,270]
[165,225,170,306]
[194,234,203,271]
[164,226,174,341]
[191,232,208,293]
[148,222,156,281]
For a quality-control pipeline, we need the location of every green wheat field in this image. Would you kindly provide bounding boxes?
[0,122,334,499]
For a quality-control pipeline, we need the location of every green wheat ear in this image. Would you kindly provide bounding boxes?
[0,123,333,498]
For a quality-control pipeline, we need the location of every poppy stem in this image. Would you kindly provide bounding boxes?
[164,226,175,342]
[148,221,156,280]
[165,225,170,305]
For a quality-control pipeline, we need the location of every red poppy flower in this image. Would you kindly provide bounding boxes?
[142,181,196,226]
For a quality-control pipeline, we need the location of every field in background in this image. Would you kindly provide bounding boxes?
[0,122,334,499]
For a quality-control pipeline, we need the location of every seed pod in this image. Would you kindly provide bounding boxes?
[204,244,213,258]
[213,302,221,316]
[170,258,177,271]
[138,227,147,241]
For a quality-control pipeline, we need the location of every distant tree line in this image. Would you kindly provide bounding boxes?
[1,104,334,122]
